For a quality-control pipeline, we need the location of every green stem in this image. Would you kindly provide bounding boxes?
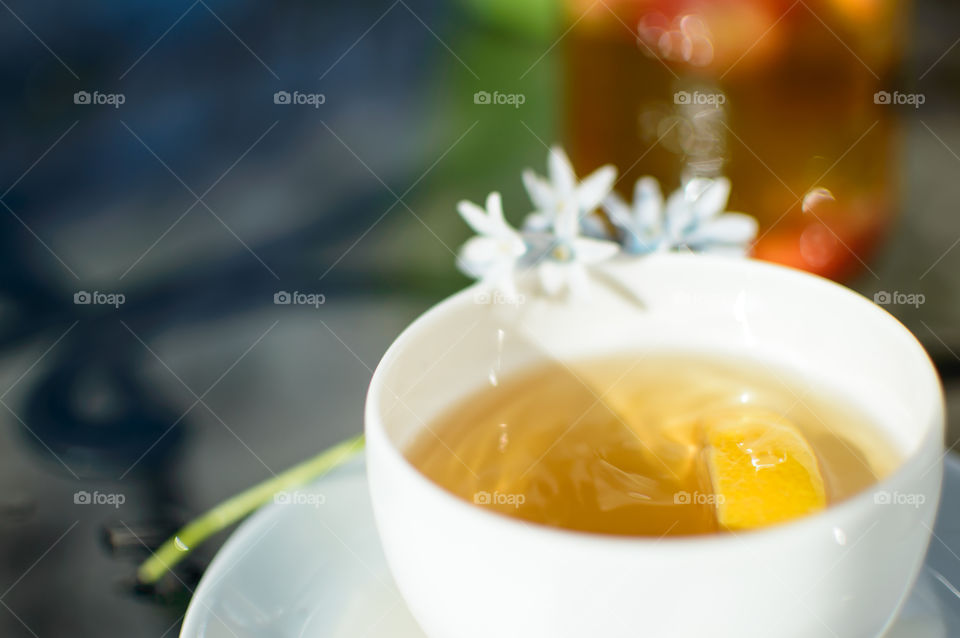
[137,433,365,585]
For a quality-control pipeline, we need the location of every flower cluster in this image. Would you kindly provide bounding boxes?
[456,146,757,298]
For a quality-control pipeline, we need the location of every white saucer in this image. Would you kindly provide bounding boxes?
[181,455,960,638]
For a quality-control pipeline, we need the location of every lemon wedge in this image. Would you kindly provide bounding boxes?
[703,408,826,530]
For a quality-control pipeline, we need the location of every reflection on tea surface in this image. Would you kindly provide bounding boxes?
[406,353,899,536]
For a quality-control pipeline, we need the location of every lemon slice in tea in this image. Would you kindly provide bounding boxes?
[704,407,827,530]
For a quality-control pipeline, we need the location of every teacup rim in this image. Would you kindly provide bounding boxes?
[365,253,945,547]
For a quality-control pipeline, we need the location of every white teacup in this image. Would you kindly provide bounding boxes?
[365,254,944,638]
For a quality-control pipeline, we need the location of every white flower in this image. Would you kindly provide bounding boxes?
[454,148,759,305]
[602,176,665,254]
[535,200,620,297]
[605,176,757,255]
[456,192,527,294]
[665,177,758,254]
[522,146,617,235]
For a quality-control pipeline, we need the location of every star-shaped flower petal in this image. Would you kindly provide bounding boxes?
[664,177,757,254]
[456,192,527,294]
[535,198,619,297]
[522,146,617,234]
[602,176,666,254]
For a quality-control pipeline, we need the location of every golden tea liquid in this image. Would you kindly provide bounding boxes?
[406,354,900,536]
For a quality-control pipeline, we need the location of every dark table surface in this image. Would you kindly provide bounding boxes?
[1,1,960,635]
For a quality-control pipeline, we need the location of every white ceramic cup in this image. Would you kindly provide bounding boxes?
[365,254,944,638]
